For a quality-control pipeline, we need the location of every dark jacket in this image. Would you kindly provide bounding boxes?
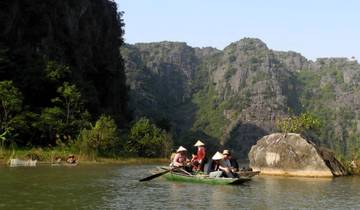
[230,158,239,171]
[205,160,220,174]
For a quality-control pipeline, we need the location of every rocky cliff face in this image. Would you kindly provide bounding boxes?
[122,42,198,120]
[123,38,360,158]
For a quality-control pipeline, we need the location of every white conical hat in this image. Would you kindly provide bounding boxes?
[212,151,224,160]
[176,146,187,153]
[194,140,205,147]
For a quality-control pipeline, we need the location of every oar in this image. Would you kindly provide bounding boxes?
[139,167,179,182]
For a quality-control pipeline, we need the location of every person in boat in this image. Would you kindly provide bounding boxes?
[170,146,191,171]
[222,149,239,173]
[66,154,77,164]
[207,151,234,178]
[191,151,201,171]
[55,156,62,164]
[191,140,207,172]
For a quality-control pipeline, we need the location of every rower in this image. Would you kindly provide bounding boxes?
[192,140,207,172]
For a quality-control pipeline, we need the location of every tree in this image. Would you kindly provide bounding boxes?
[0,80,23,131]
[44,61,70,82]
[33,82,89,146]
[77,115,121,157]
[127,117,173,157]
[54,82,81,124]
[34,107,65,145]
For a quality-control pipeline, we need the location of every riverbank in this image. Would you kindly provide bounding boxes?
[0,148,169,166]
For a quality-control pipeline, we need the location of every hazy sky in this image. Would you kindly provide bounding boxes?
[117,0,359,60]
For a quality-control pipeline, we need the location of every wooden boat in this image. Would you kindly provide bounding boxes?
[9,158,37,167]
[157,167,252,185]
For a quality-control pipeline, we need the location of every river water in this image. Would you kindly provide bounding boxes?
[0,164,360,210]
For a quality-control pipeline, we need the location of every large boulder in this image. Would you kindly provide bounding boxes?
[249,133,347,177]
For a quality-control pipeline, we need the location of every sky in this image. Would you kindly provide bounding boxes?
[116,0,359,61]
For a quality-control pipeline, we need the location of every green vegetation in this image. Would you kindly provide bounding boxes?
[0,1,175,163]
[76,115,122,158]
[0,81,23,139]
[295,63,360,159]
[2,1,360,166]
[276,112,321,135]
[127,117,173,157]
[192,85,229,139]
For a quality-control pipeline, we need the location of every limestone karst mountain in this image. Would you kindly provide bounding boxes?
[123,38,360,158]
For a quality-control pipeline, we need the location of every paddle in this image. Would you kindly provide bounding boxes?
[139,167,180,182]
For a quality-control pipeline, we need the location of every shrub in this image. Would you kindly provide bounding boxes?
[77,115,121,158]
[126,117,173,157]
[276,112,321,135]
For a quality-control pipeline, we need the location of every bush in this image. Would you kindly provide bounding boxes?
[276,112,321,135]
[77,115,121,158]
[126,117,173,157]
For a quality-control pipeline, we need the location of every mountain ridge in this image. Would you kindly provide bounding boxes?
[123,37,360,158]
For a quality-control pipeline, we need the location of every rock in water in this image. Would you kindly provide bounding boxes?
[248,133,347,177]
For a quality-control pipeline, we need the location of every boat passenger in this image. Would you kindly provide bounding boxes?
[66,154,77,164]
[192,140,207,171]
[222,149,239,173]
[55,156,62,164]
[208,151,235,178]
[207,151,223,177]
[170,146,189,168]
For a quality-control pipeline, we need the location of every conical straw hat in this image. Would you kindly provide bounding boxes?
[194,140,205,147]
[212,151,224,160]
[176,146,187,153]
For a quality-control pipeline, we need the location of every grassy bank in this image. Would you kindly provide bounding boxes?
[0,148,169,166]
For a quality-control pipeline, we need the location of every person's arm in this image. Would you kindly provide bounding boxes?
[172,153,182,166]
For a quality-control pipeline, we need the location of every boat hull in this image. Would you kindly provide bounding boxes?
[163,171,251,185]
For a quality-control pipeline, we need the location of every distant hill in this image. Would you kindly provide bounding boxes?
[122,38,360,159]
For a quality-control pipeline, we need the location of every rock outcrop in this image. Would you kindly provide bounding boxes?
[248,133,347,177]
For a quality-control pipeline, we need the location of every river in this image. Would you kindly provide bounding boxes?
[0,164,360,209]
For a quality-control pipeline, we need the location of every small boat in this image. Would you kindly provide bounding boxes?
[9,158,37,167]
[157,167,252,185]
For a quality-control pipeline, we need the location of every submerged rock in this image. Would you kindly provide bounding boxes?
[249,133,347,177]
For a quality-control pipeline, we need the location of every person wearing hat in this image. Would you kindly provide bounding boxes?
[66,154,77,164]
[207,151,234,178]
[170,146,189,168]
[191,140,207,171]
[222,149,239,173]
